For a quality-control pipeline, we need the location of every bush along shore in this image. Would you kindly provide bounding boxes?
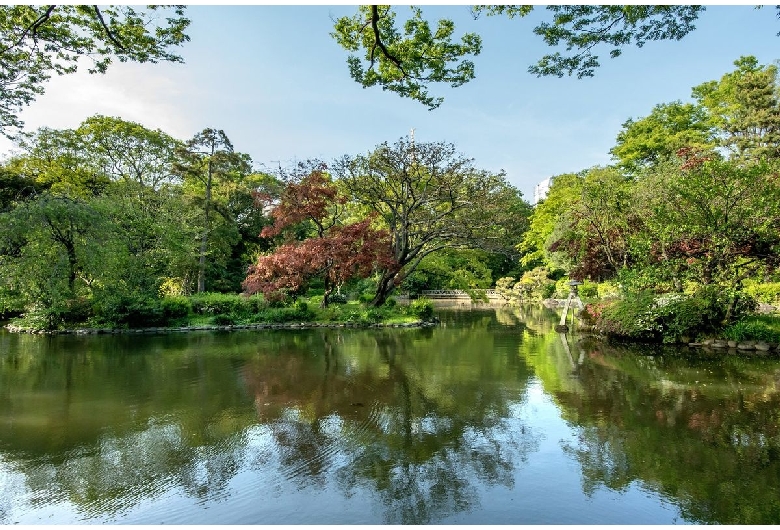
[576,287,780,353]
[3,293,438,335]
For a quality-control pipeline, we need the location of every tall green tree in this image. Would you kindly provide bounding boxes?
[75,115,182,189]
[7,118,195,296]
[0,5,190,137]
[0,165,43,212]
[216,170,279,292]
[401,248,494,294]
[0,192,115,322]
[546,167,637,281]
[11,126,109,196]
[174,128,252,293]
[692,56,780,161]
[518,172,583,272]
[335,138,528,306]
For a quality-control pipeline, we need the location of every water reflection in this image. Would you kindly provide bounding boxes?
[1,307,780,524]
[532,336,780,524]
[241,327,539,524]
[0,318,537,524]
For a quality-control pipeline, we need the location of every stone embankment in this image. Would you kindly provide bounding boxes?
[687,338,778,352]
[5,320,437,335]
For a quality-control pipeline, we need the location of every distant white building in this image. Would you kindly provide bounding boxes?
[533,176,555,205]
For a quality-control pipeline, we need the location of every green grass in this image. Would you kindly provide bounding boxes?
[722,314,780,343]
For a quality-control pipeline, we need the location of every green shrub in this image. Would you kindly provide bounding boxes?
[352,276,379,301]
[124,299,166,328]
[516,267,554,301]
[358,292,374,303]
[384,297,397,308]
[593,286,756,343]
[160,296,191,320]
[496,277,517,300]
[212,313,235,325]
[542,282,557,299]
[190,293,245,315]
[0,289,26,319]
[61,297,93,325]
[330,293,348,304]
[597,281,621,299]
[345,307,383,324]
[578,279,598,299]
[14,303,67,331]
[598,291,659,340]
[246,294,267,313]
[267,297,287,309]
[653,293,710,343]
[408,297,434,320]
[260,305,315,323]
[553,278,569,298]
[365,308,383,323]
[94,293,159,328]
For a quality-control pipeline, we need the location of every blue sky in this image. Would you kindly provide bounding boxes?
[1,4,778,201]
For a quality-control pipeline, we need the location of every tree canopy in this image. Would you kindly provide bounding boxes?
[335,138,528,305]
[243,165,392,306]
[174,128,252,293]
[520,56,780,319]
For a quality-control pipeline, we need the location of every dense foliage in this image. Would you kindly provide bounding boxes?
[0,117,530,329]
[2,53,779,341]
[521,56,780,341]
[335,138,528,305]
[0,116,274,328]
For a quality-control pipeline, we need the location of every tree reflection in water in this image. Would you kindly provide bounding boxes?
[10,308,780,523]
[537,337,780,524]
[243,328,539,524]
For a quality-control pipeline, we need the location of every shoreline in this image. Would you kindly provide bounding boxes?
[4,320,437,335]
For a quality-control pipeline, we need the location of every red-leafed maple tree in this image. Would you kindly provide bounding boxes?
[242,165,392,306]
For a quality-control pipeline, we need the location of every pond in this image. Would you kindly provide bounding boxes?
[1,306,780,524]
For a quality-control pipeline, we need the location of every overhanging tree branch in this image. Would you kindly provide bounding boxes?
[92,6,126,52]
[370,5,407,78]
[2,5,56,54]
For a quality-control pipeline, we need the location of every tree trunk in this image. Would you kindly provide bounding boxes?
[371,272,397,307]
[65,239,78,292]
[197,158,213,293]
[321,275,333,308]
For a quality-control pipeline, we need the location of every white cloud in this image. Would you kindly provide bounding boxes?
[0,61,195,157]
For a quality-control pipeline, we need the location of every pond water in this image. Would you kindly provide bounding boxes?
[2,306,780,524]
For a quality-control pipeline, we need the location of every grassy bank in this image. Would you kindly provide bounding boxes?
[7,292,435,332]
[722,315,780,343]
